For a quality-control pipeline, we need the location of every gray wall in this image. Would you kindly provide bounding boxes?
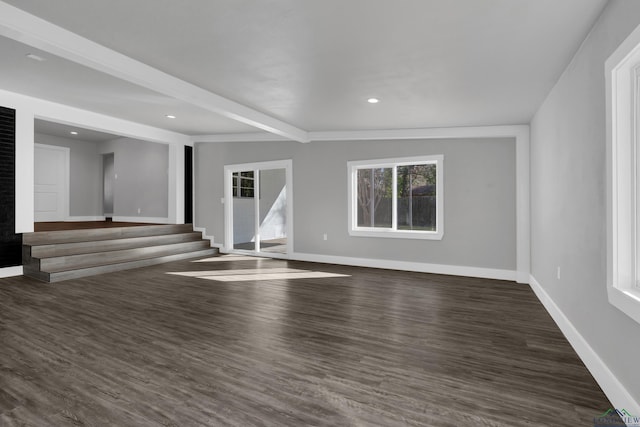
[530,0,640,402]
[34,133,102,217]
[195,137,516,270]
[99,138,169,218]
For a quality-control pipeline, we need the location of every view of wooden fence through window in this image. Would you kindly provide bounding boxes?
[356,164,437,231]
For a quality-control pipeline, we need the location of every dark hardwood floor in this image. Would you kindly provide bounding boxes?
[0,256,613,426]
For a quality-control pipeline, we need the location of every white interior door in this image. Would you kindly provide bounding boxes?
[34,144,69,222]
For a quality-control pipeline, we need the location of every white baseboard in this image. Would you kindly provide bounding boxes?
[529,275,640,416]
[66,216,106,222]
[0,266,23,278]
[112,216,169,224]
[290,252,517,281]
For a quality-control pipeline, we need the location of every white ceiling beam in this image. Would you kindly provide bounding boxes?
[193,125,529,144]
[191,133,289,143]
[0,1,310,143]
[308,125,529,142]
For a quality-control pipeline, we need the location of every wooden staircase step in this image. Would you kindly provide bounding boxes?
[38,241,212,273]
[23,224,194,245]
[26,232,202,258]
[24,248,218,283]
[22,224,219,283]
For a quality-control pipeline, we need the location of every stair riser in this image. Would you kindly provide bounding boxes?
[30,233,202,258]
[40,241,212,272]
[47,249,218,282]
[23,266,51,282]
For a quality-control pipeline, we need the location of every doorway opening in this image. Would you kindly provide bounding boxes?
[102,153,114,218]
[224,160,292,258]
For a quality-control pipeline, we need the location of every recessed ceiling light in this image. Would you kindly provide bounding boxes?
[70,131,78,135]
[166,115,176,119]
[26,53,46,62]
[367,98,379,104]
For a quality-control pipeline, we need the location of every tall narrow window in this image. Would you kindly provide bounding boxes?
[606,21,640,324]
[348,155,443,240]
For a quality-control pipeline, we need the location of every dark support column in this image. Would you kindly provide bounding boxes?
[184,145,193,224]
[0,106,22,268]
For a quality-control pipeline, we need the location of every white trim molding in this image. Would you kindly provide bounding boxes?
[112,216,169,224]
[529,275,640,416]
[292,252,517,282]
[66,216,106,222]
[192,133,287,143]
[605,21,640,325]
[309,125,529,142]
[0,266,23,278]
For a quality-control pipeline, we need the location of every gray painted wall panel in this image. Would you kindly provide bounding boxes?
[195,137,516,270]
[530,0,640,402]
[99,138,169,218]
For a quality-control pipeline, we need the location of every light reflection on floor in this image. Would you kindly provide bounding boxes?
[191,255,263,263]
[173,257,350,282]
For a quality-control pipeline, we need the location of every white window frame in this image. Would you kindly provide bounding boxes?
[347,155,444,240]
[606,22,640,325]
[232,171,255,198]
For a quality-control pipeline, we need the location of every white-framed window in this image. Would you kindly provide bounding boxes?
[347,155,444,240]
[606,22,640,325]
[232,171,255,198]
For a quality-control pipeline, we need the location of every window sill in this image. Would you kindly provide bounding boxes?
[607,286,640,324]
[349,228,443,240]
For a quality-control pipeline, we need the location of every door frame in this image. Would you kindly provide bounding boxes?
[102,152,115,217]
[223,159,293,258]
[34,143,70,222]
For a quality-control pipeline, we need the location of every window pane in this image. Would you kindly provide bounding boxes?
[356,168,392,228]
[240,178,254,190]
[397,164,436,231]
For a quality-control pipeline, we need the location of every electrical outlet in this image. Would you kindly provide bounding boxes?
[137,208,141,215]
[323,233,328,241]
[557,266,561,280]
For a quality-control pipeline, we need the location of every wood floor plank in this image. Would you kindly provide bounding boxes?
[0,256,616,426]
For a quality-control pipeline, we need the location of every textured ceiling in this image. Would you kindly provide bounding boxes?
[34,119,121,143]
[0,0,608,137]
